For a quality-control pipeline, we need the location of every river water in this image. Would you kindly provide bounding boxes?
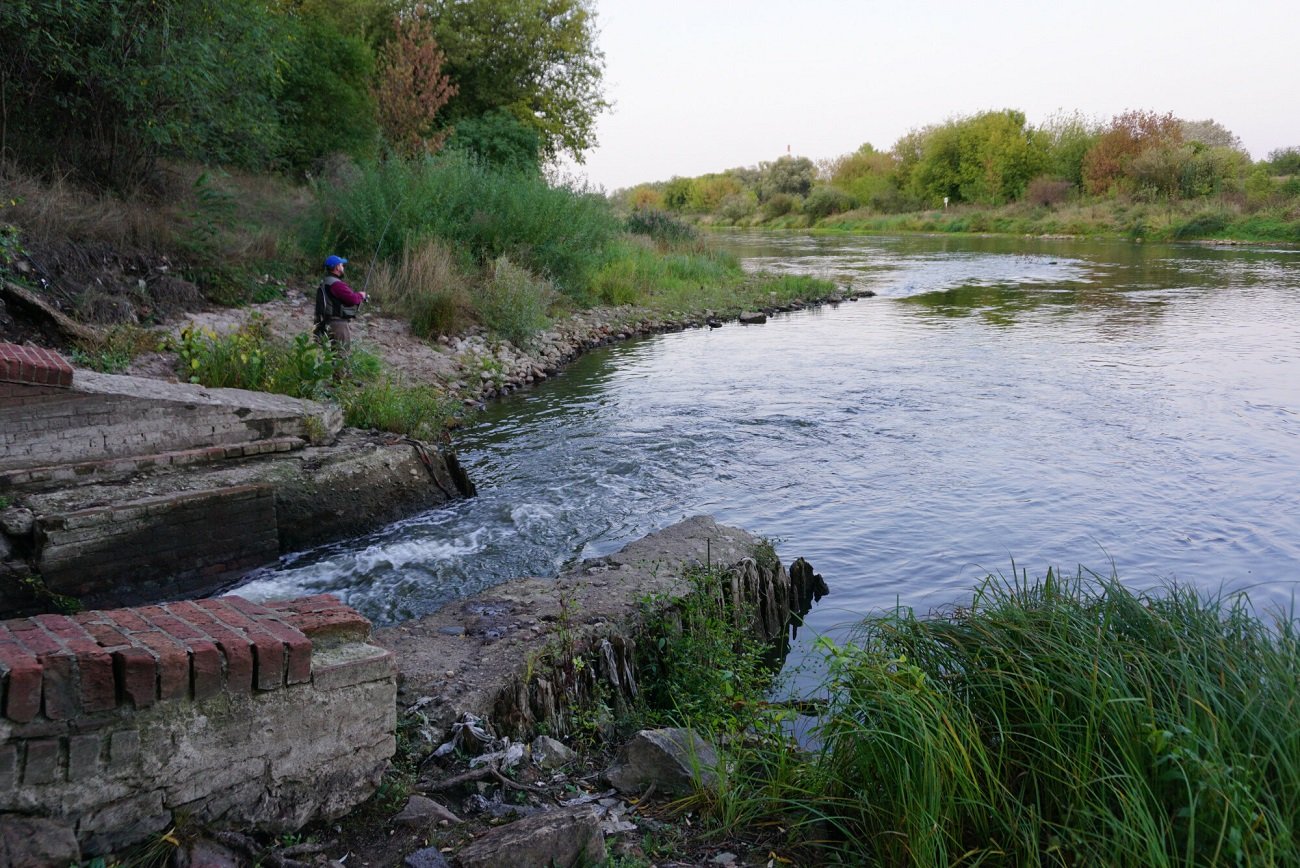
[236,232,1300,658]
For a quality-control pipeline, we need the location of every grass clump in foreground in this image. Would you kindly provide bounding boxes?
[648,569,1300,866]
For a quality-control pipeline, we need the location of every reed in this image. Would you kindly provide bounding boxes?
[736,571,1300,866]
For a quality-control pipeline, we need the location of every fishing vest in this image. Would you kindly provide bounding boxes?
[315,275,359,322]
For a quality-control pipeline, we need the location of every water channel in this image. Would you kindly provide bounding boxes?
[237,232,1300,663]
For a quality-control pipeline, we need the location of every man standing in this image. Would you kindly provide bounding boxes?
[314,255,367,349]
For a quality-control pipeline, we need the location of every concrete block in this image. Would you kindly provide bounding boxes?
[67,733,101,781]
[23,738,60,784]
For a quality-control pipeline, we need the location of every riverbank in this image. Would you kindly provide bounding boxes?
[701,197,1300,245]
[134,271,861,415]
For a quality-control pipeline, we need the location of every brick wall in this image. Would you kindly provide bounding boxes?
[0,595,396,855]
[35,484,282,607]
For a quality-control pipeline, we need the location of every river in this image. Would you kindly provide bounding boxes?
[236,232,1300,659]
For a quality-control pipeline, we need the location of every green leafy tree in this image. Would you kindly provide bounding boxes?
[418,0,608,162]
[1263,147,1300,176]
[662,177,693,211]
[826,143,900,211]
[276,11,381,170]
[446,109,542,175]
[758,155,816,201]
[903,111,1047,206]
[686,173,744,213]
[1040,111,1100,188]
[1,0,288,185]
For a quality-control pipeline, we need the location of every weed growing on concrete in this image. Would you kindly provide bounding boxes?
[69,323,156,373]
[634,566,777,736]
[16,574,80,614]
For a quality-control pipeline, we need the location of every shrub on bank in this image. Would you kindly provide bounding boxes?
[168,318,457,440]
[476,256,555,346]
[336,377,461,442]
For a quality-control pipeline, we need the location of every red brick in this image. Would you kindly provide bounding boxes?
[266,597,372,644]
[189,640,223,700]
[6,622,61,657]
[113,647,157,708]
[167,602,253,693]
[106,609,152,634]
[77,649,118,713]
[195,599,284,690]
[0,640,43,723]
[249,631,285,690]
[132,631,191,701]
[223,596,276,619]
[255,618,313,685]
[141,606,206,642]
[75,617,133,651]
[33,615,117,712]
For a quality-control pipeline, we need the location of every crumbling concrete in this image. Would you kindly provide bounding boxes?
[377,516,825,740]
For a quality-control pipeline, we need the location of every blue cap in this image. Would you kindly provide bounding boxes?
[324,255,348,269]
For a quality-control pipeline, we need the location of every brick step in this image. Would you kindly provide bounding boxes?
[0,436,307,493]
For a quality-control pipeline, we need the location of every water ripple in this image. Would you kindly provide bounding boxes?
[234,233,1300,645]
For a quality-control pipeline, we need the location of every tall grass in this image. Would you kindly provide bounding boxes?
[365,237,474,338]
[305,154,621,300]
[749,571,1300,866]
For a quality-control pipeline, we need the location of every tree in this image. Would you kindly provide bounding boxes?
[758,156,816,201]
[1179,119,1244,153]
[418,0,608,163]
[1264,147,1300,176]
[826,143,901,211]
[1,0,289,185]
[903,111,1048,206]
[373,15,457,157]
[446,109,542,174]
[1040,111,1100,188]
[1081,110,1182,196]
[687,174,744,213]
[277,11,381,170]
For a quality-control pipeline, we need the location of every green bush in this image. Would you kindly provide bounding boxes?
[476,256,553,346]
[70,324,158,374]
[337,378,460,441]
[696,571,1300,866]
[802,186,854,219]
[1173,211,1231,239]
[760,193,798,220]
[367,237,473,338]
[625,207,698,246]
[168,317,338,399]
[717,191,757,223]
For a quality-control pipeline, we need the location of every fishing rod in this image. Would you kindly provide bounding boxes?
[359,189,406,298]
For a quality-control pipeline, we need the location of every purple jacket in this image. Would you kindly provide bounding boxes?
[327,277,365,306]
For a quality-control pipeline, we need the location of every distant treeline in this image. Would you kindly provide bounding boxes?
[620,110,1300,231]
[0,0,605,188]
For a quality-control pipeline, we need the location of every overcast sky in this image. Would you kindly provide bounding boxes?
[562,0,1300,192]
